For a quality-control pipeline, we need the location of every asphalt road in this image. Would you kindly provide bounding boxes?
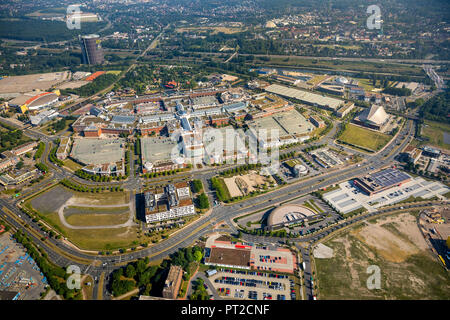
[0,117,431,299]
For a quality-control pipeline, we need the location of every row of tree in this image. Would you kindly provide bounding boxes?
[13,230,81,299]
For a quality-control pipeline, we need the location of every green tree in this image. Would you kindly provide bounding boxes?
[125,264,136,278]
[194,250,203,262]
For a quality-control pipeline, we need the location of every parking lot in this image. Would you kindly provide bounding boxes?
[209,268,296,300]
[324,176,449,214]
[0,232,47,300]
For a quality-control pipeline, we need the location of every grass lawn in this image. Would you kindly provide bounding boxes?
[26,187,141,251]
[65,212,130,227]
[213,177,232,202]
[357,78,376,92]
[309,199,324,213]
[70,191,130,206]
[106,70,121,75]
[338,124,392,152]
[421,120,450,150]
[307,74,328,86]
[43,212,143,251]
[63,158,83,171]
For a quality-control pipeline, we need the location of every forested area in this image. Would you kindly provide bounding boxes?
[109,246,203,297]
[61,73,118,97]
[0,124,31,153]
[382,87,412,96]
[0,18,106,42]
[419,89,450,124]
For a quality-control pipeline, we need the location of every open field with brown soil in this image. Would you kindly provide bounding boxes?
[314,212,450,299]
[223,171,275,198]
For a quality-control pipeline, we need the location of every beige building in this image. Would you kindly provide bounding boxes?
[162,265,183,299]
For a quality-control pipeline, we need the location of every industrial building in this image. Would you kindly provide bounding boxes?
[79,34,104,65]
[204,246,252,270]
[29,109,60,126]
[309,148,343,168]
[70,138,125,176]
[353,168,412,196]
[264,84,344,111]
[324,174,449,214]
[422,146,441,158]
[141,137,183,173]
[309,115,325,128]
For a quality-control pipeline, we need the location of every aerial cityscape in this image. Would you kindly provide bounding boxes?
[0,0,449,308]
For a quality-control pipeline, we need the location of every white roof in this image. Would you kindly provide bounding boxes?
[361,105,389,125]
[265,84,343,110]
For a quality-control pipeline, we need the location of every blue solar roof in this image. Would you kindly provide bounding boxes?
[367,168,411,188]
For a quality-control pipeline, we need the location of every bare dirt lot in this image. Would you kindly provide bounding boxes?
[0,71,70,93]
[56,80,89,90]
[223,171,275,198]
[314,212,450,299]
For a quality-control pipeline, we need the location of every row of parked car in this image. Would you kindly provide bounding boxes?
[219,268,288,279]
[215,276,285,291]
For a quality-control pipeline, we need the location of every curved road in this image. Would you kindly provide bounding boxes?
[0,117,435,300]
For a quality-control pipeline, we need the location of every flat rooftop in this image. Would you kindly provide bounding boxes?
[206,247,251,268]
[71,138,125,165]
[359,168,411,190]
[265,84,343,110]
[248,109,313,137]
[324,176,450,214]
[141,137,179,163]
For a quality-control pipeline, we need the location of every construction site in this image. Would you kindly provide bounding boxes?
[0,232,47,300]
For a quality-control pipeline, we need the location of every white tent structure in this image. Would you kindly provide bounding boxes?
[359,105,389,126]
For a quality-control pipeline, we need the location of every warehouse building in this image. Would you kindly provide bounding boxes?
[264,84,344,111]
[353,168,412,196]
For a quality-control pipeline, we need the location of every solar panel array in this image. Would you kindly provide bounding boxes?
[368,168,411,188]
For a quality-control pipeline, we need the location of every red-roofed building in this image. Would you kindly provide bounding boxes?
[85,71,106,81]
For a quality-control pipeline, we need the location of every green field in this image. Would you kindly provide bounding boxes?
[63,159,83,171]
[421,120,450,150]
[338,124,392,152]
[70,191,130,206]
[314,212,450,299]
[26,187,139,251]
[65,212,130,227]
[38,211,142,251]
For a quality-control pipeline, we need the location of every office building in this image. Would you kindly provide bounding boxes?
[79,34,104,65]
